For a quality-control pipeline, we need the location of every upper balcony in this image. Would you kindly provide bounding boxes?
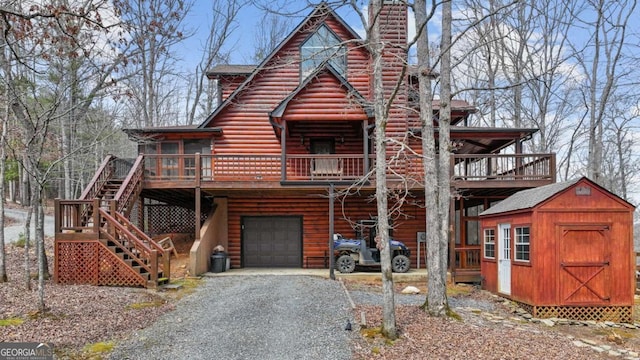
[140,152,556,190]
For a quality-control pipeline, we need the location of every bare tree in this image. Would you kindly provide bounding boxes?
[0,75,7,283]
[571,0,636,184]
[368,0,398,339]
[252,10,292,63]
[414,0,451,316]
[185,0,246,125]
[121,0,193,128]
[0,0,129,310]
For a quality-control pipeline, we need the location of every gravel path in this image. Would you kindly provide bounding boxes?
[109,276,355,360]
[349,289,498,312]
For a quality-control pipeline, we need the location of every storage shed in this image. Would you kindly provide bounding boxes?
[479,177,636,322]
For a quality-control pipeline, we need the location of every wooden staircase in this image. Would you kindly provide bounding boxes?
[54,155,170,289]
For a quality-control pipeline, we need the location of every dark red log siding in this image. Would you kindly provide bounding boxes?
[219,75,248,102]
[286,121,366,155]
[226,195,426,268]
[209,15,371,156]
[282,71,369,122]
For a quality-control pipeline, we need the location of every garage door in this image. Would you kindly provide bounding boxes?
[242,216,302,267]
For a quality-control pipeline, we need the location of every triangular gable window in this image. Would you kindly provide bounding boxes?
[300,24,346,80]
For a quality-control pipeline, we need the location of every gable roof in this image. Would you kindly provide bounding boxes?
[480,178,582,216]
[198,2,362,129]
[480,177,635,216]
[270,63,372,119]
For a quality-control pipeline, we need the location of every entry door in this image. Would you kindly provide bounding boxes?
[498,223,511,295]
[559,225,610,304]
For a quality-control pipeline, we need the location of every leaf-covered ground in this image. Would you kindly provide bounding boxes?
[348,281,640,360]
[0,238,179,358]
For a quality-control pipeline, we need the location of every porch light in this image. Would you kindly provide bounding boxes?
[300,135,305,145]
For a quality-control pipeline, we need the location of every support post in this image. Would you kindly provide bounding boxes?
[109,200,117,238]
[93,199,101,234]
[448,196,456,283]
[150,249,158,283]
[281,119,287,182]
[363,120,369,177]
[54,199,60,234]
[329,183,335,280]
[195,187,201,241]
[195,152,201,187]
[163,249,171,279]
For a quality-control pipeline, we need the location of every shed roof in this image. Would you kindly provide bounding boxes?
[479,178,581,216]
[207,64,256,77]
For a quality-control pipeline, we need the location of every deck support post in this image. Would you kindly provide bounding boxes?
[150,249,158,283]
[281,119,287,182]
[329,183,335,280]
[195,187,201,241]
[449,196,456,283]
[363,120,369,176]
[163,249,171,280]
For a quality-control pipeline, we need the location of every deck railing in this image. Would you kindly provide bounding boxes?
[139,153,555,184]
[79,155,115,200]
[451,153,556,182]
[114,155,145,216]
[54,199,170,284]
[454,246,481,269]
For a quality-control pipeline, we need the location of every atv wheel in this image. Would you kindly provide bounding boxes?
[336,255,356,273]
[391,254,410,273]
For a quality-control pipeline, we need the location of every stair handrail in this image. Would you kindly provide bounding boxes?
[80,155,115,200]
[110,204,170,280]
[98,207,156,278]
[114,154,145,215]
[113,210,165,255]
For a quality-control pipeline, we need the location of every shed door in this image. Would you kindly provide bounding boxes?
[242,216,302,267]
[559,225,610,305]
[498,224,511,295]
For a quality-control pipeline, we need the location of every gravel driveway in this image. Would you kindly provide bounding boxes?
[4,208,55,243]
[109,276,354,360]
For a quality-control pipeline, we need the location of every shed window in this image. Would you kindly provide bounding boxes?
[483,228,495,259]
[515,226,530,261]
[300,24,346,79]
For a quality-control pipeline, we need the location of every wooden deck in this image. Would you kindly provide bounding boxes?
[139,153,556,189]
[55,152,556,285]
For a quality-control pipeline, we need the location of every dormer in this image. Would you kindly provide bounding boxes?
[207,64,256,103]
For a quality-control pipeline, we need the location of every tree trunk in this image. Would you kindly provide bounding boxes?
[24,198,32,290]
[0,86,8,282]
[36,196,47,311]
[370,0,397,340]
[415,0,447,316]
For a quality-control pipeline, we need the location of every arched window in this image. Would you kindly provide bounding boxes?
[300,24,346,79]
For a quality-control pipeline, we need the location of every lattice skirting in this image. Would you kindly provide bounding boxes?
[515,301,633,323]
[55,240,146,287]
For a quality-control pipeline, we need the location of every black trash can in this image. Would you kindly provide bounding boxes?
[210,252,227,273]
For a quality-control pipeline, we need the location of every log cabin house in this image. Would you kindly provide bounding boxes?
[53,1,556,288]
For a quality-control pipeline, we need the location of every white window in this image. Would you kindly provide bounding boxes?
[300,24,346,79]
[483,228,495,259]
[515,226,530,261]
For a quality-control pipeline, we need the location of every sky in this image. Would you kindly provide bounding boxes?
[179,1,419,67]
[176,1,640,208]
